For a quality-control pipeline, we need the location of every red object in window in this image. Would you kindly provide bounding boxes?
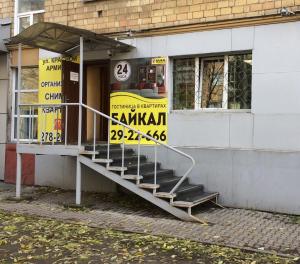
[54,118,62,130]
[4,144,35,185]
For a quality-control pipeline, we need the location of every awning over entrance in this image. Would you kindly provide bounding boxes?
[7,22,134,54]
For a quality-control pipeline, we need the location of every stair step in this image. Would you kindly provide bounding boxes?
[85,144,121,151]
[80,150,99,155]
[142,176,186,193]
[107,166,127,172]
[126,162,161,174]
[122,174,143,180]
[172,192,219,208]
[92,158,113,163]
[111,155,147,165]
[138,183,160,189]
[154,192,176,199]
[175,184,203,194]
[96,148,134,158]
[142,169,174,180]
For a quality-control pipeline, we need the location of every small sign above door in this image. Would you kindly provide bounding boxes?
[70,71,79,82]
[114,61,131,82]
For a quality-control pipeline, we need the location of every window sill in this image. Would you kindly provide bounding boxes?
[170,109,252,114]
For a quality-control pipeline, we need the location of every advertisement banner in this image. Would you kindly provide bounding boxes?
[110,92,168,145]
[38,56,78,143]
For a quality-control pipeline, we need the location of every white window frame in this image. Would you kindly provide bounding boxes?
[172,54,251,112]
[14,0,45,35]
[11,68,39,142]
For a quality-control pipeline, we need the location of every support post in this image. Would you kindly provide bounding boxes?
[16,153,21,198]
[78,36,83,147]
[16,43,22,198]
[76,156,81,205]
[17,43,21,143]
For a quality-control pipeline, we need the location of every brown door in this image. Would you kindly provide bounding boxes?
[62,60,84,144]
[85,62,110,143]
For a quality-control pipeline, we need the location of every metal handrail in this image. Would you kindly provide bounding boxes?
[81,103,195,195]
[17,102,195,195]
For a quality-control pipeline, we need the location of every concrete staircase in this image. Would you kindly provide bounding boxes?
[81,143,219,223]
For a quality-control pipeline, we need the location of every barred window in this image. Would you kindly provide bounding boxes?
[173,53,252,110]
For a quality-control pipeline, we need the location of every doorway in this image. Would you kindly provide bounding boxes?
[62,60,110,144]
[85,61,110,143]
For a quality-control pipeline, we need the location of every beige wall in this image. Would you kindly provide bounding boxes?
[44,0,300,34]
[0,0,14,20]
[11,48,39,67]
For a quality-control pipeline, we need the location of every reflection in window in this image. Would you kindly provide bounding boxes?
[13,68,39,141]
[18,0,44,13]
[19,16,30,32]
[111,58,167,99]
[172,53,252,110]
[228,54,252,109]
[16,0,44,33]
[201,58,224,108]
[173,58,195,110]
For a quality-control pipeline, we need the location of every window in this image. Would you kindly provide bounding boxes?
[15,0,44,34]
[173,53,252,110]
[12,68,39,141]
[111,58,167,98]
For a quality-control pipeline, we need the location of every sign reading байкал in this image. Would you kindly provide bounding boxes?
[110,92,167,144]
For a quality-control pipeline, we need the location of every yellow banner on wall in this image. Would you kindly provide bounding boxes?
[110,92,168,145]
[38,56,78,143]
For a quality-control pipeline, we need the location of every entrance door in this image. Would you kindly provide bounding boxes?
[62,60,81,144]
[86,63,110,142]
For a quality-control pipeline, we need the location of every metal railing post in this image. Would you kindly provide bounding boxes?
[56,106,59,144]
[65,105,68,146]
[43,108,46,144]
[31,106,34,143]
[137,132,141,184]
[93,112,96,160]
[29,106,32,144]
[154,143,157,194]
[52,106,55,145]
[78,36,84,147]
[107,120,110,168]
[121,126,125,177]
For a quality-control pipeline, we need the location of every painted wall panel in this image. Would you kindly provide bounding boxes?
[168,111,230,147]
[35,155,116,192]
[253,22,300,74]
[252,72,300,114]
[166,29,232,56]
[231,27,254,51]
[253,114,300,151]
[229,113,253,148]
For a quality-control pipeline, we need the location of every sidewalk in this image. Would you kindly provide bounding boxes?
[0,182,299,258]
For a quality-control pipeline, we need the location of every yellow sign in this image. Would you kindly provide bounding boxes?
[110,92,168,144]
[151,57,167,65]
[38,56,78,143]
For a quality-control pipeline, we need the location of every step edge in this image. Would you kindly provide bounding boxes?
[172,192,219,208]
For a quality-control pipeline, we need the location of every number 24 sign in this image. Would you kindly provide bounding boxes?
[114,61,131,82]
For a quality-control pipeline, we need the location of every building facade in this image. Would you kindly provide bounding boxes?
[1,0,300,215]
